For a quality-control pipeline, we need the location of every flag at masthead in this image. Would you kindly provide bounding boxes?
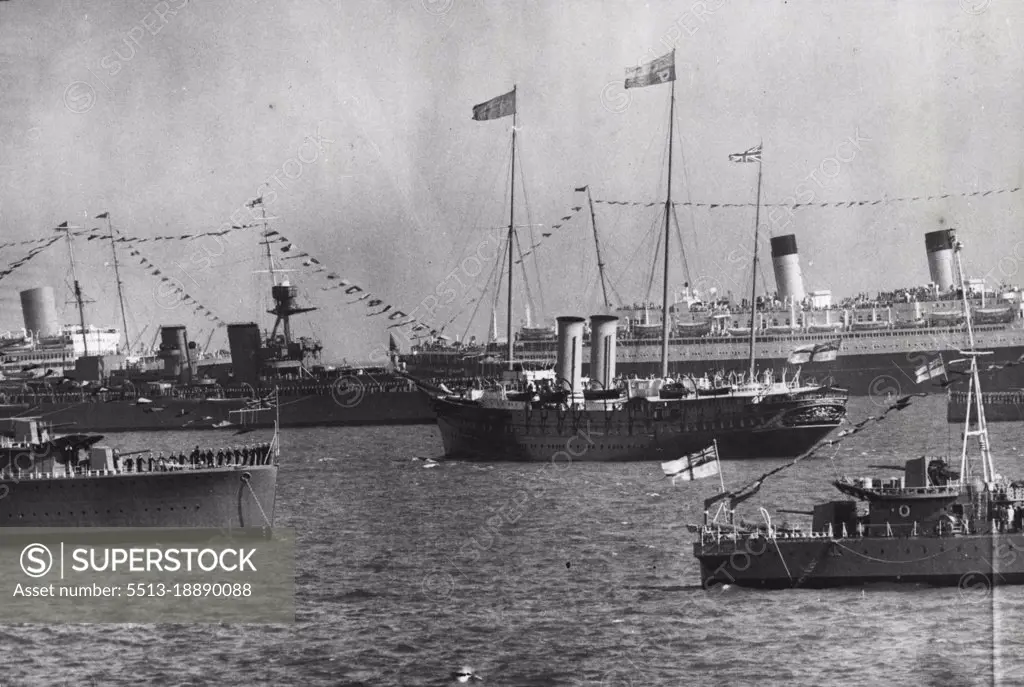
[623,50,676,377]
[624,52,676,89]
[472,89,516,121]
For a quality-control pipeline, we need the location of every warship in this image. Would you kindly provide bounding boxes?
[693,231,1024,588]
[0,212,437,431]
[0,415,277,528]
[422,59,848,462]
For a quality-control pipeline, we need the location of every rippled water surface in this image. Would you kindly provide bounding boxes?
[4,396,1024,686]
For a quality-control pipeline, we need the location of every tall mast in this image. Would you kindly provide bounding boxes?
[953,233,993,482]
[506,85,517,372]
[586,187,611,310]
[660,66,676,379]
[747,150,764,381]
[59,223,89,357]
[259,202,277,287]
[102,213,131,355]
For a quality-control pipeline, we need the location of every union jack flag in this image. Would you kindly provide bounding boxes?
[729,144,762,163]
[244,390,278,410]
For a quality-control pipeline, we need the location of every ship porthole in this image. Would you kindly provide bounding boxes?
[898,505,910,518]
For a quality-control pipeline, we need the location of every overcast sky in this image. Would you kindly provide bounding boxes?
[0,0,1021,362]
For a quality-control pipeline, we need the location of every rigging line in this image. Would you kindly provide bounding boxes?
[489,234,510,340]
[591,223,626,308]
[458,292,487,345]
[442,133,514,290]
[592,185,1024,208]
[606,276,626,311]
[759,246,772,301]
[580,271,600,314]
[614,207,662,303]
[512,132,547,320]
[512,229,538,325]
[644,213,663,306]
[459,235,507,342]
[437,308,464,335]
[674,111,700,282]
[670,203,692,290]
[645,97,672,306]
[459,288,491,345]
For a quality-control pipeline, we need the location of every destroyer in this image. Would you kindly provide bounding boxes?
[0,416,277,528]
[694,231,1023,588]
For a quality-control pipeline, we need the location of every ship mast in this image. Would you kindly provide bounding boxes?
[100,213,131,355]
[954,232,994,483]
[586,187,611,311]
[259,201,278,287]
[251,198,313,347]
[57,222,89,357]
[506,85,517,372]
[660,57,676,379]
[747,147,764,381]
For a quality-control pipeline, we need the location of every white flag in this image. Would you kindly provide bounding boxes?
[661,444,719,483]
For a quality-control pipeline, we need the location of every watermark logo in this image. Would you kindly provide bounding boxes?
[4,529,295,623]
[331,375,365,408]
[421,569,455,601]
[154,276,187,310]
[63,82,96,114]
[960,0,990,15]
[958,571,992,603]
[600,81,631,114]
[20,543,53,579]
[867,374,902,408]
[421,0,454,14]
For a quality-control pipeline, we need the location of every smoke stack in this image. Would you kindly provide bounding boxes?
[228,323,262,383]
[19,287,60,338]
[925,229,955,291]
[157,325,194,384]
[770,235,805,303]
[555,316,585,398]
[589,315,618,390]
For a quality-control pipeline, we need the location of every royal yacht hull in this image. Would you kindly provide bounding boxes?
[429,389,848,461]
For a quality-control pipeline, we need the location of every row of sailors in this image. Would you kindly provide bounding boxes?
[119,444,274,472]
[0,379,425,404]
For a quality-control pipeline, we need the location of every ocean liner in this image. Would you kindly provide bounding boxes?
[422,54,848,462]
[401,229,1023,396]
[947,389,1023,423]
[693,231,1024,588]
[0,416,277,528]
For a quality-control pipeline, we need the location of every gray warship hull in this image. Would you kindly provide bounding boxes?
[695,532,1024,589]
[0,465,277,528]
